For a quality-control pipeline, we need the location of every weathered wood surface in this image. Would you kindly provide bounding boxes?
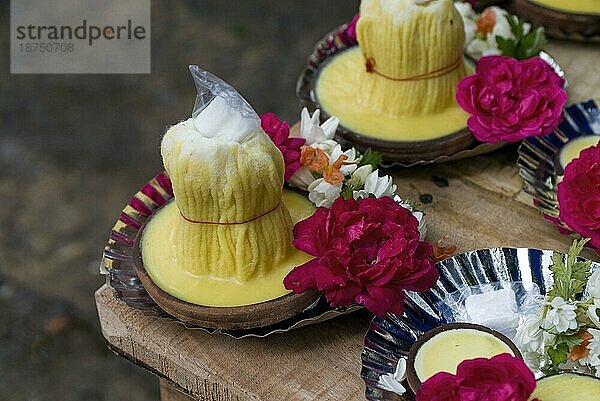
[160,380,196,401]
[96,40,600,401]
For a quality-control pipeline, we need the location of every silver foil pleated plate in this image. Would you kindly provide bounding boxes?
[360,247,600,401]
[517,98,600,230]
[99,172,361,339]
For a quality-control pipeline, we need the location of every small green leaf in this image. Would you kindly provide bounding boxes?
[546,238,591,301]
[547,343,569,366]
[358,148,382,169]
[340,184,354,200]
[496,36,516,58]
[496,14,546,60]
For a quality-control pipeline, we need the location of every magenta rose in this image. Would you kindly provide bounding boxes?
[416,354,539,401]
[283,196,438,317]
[260,112,306,181]
[557,144,600,253]
[340,14,359,46]
[456,55,567,144]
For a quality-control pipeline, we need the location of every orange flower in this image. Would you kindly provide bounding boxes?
[476,8,496,34]
[300,146,328,172]
[322,154,348,185]
[569,330,593,362]
[431,237,457,263]
[300,146,352,185]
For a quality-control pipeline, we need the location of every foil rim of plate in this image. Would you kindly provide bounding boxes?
[360,246,600,401]
[517,98,600,230]
[296,23,567,168]
[99,171,362,339]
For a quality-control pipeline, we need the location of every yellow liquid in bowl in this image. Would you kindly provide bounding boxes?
[529,0,600,14]
[141,189,315,307]
[414,329,515,382]
[532,373,600,401]
[316,48,470,142]
[559,136,600,169]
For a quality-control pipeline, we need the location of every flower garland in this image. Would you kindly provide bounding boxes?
[456,2,545,60]
[452,2,569,144]
[261,108,435,317]
[283,196,438,318]
[515,239,600,377]
[261,108,415,210]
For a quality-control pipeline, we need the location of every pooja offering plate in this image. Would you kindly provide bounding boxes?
[517,98,600,245]
[132,197,320,330]
[100,66,369,336]
[298,0,481,165]
[360,247,600,400]
[101,172,361,337]
[298,14,563,165]
[509,0,600,43]
[135,66,324,330]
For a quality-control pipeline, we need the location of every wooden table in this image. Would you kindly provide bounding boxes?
[95,41,600,401]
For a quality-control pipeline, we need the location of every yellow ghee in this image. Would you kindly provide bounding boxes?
[414,329,515,382]
[141,189,315,307]
[529,0,600,14]
[531,373,600,401]
[316,48,469,142]
[560,136,600,169]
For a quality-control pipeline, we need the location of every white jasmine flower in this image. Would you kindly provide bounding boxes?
[346,165,373,189]
[330,144,357,176]
[543,297,578,333]
[413,211,427,240]
[311,139,338,155]
[299,108,339,146]
[308,178,342,208]
[587,269,600,299]
[588,298,600,328]
[353,170,397,200]
[393,195,412,211]
[465,8,530,57]
[288,166,316,191]
[463,18,477,45]
[454,1,475,20]
[489,7,514,42]
[580,328,600,377]
[378,357,407,395]
[454,2,477,44]
[466,38,497,57]
[393,195,427,240]
[516,314,547,354]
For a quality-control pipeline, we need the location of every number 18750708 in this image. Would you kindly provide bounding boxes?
[19,42,74,53]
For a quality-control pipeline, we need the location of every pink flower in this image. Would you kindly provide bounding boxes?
[341,14,359,46]
[260,113,306,181]
[557,144,600,253]
[456,55,567,144]
[283,196,438,317]
[416,354,539,401]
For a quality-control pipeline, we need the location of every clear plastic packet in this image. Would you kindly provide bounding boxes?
[436,281,545,338]
[188,65,259,142]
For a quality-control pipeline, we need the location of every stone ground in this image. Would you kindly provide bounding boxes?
[0,1,358,400]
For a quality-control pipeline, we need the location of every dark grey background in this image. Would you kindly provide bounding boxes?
[0,1,358,400]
